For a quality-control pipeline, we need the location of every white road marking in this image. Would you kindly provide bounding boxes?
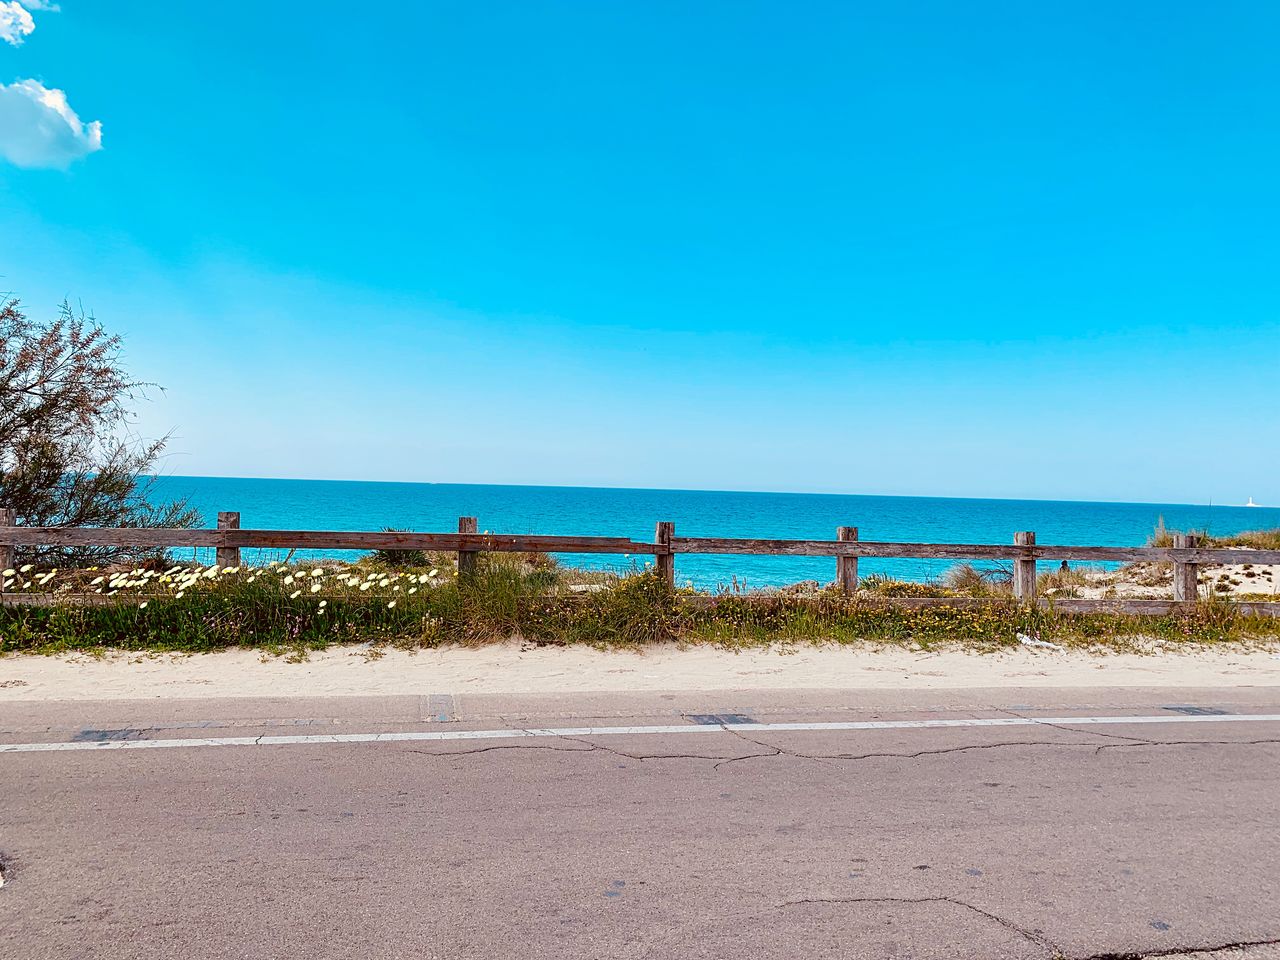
[2,713,1280,754]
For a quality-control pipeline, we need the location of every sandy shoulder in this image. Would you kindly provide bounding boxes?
[2,643,1280,701]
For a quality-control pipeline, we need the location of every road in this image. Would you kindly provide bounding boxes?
[4,685,1280,959]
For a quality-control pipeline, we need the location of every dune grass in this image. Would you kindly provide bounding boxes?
[1148,518,1280,551]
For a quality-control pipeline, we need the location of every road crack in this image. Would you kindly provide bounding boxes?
[389,725,1280,766]
[405,742,596,759]
[716,722,1105,765]
[777,895,1058,953]
[553,733,766,766]
[1092,739,1280,757]
[994,709,1159,747]
[403,736,751,764]
[1070,935,1280,959]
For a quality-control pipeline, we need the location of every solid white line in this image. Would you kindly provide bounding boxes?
[2,713,1279,755]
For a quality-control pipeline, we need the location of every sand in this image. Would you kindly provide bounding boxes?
[1076,560,1280,599]
[2,643,1280,701]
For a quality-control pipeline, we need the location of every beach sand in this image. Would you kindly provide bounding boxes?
[1076,559,1280,600]
[3,642,1280,701]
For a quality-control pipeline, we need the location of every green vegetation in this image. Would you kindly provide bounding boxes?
[862,562,1096,600]
[941,562,1009,595]
[682,591,1279,652]
[368,529,436,568]
[1035,563,1094,598]
[1209,529,1280,550]
[1148,518,1280,551]
[3,553,1279,656]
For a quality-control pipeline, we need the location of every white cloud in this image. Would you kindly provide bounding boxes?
[22,1,62,10]
[0,1,35,45]
[0,79,102,169]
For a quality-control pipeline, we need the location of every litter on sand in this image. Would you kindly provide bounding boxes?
[1017,633,1065,652]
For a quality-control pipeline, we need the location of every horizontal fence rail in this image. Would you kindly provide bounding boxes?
[670,537,1280,565]
[2,510,1279,613]
[0,528,657,554]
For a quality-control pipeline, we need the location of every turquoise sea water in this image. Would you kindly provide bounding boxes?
[149,477,1279,589]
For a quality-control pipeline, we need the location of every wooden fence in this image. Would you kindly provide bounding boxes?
[3,509,1280,615]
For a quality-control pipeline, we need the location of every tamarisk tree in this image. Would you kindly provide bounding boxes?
[0,296,200,566]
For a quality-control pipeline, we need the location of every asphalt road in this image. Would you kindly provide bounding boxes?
[4,686,1280,959]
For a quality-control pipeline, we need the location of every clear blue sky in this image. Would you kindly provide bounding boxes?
[2,1,1277,504]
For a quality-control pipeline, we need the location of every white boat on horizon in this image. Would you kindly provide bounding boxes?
[1245,497,1262,507]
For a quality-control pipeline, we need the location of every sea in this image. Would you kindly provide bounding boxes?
[149,476,1278,589]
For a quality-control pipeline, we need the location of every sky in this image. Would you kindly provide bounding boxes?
[1,1,1277,505]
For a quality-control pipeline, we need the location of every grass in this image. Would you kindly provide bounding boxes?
[1210,529,1280,550]
[1036,563,1094,598]
[368,528,434,568]
[0,553,682,654]
[3,553,1280,656]
[941,562,1010,596]
[1148,518,1280,551]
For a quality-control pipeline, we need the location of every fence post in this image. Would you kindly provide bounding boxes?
[837,526,858,594]
[216,511,241,569]
[457,516,478,580]
[1173,533,1199,604]
[1013,531,1037,603]
[655,521,675,588]
[0,507,14,589]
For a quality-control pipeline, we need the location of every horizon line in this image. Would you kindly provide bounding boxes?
[145,473,1275,512]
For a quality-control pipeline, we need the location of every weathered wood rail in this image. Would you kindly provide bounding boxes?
[3,510,1279,613]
